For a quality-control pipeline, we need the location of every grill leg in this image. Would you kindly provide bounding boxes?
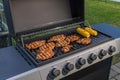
[60,57,112,80]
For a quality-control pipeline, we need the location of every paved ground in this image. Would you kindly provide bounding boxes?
[109,62,120,80]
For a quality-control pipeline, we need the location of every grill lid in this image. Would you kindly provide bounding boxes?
[3,0,84,36]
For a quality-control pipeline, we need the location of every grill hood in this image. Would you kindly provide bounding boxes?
[3,0,84,36]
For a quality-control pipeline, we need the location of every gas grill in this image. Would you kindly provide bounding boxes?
[2,0,120,80]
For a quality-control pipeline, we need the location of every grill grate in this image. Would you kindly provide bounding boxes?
[16,28,113,67]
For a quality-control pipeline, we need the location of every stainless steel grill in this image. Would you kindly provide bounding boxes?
[2,0,120,80]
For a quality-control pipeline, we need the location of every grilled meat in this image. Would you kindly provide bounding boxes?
[62,45,72,53]
[37,42,55,60]
[65,37,71,44]
[26,40,46,50]
[56,38,70,47]
[36,49,54,60]
[36,53,46,60]
[25,44,33,50]
[76,38,92,45]
[67,35,79,42]
[39,42,55,51]
[48,34,66,42]
[27,33,92,61]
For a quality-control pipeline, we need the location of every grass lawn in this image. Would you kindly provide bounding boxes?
[85,0,120,64]
[85,0,120,27]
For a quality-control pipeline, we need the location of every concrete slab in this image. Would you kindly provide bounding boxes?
[115,62,120,68]
[109,69,118,78]
[115,75,120,80]
[111,65,120,73]
[110,78,116,80]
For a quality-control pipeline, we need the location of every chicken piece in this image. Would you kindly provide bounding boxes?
[76,38,92,45]
[39,45,48,52]
[39,42,55,51]
[27,43,38,50]
[36,48,54,60]
[48,34,66,42]
[36,53,42,60]
[62,45,72,53]
[25,40,46,50]
[56,39,70,47]
[76,39,82,44]
[36,53,46,60]
[81,38,91,45]
[40,48,54,58]
[37,40,46,46]
[67,35,79,42]
[25,44,32,50]
[46,42,55,50]
[65,37,71,44]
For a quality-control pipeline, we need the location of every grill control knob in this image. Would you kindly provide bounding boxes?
[76,58,86,69]
[62,63,74,75]
[48,68,60,79]
[108,46,116,55]
[89,53,97,61]
[98,49,107,59]
[88,53,97,64]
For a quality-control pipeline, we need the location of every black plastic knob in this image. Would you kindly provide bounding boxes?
[76,58,86,69]
[66,63,74,71]
[88,53,97,64]
[108,46,116,55]
[89,53,97,61]
[78,58,86,65]
[99,49,107,59]
[62,63,74,75]
[48,68,60,79]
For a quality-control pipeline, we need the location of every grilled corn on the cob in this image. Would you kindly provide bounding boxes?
[84,27,98,36]
[76,27,90,38]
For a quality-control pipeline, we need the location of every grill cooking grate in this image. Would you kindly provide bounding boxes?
[17,28,112,67]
